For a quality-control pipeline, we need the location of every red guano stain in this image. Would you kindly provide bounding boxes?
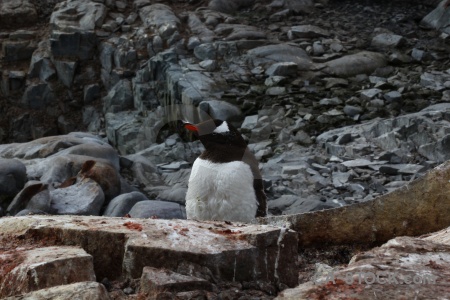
[306,279,363,300]
[123,222,143,231]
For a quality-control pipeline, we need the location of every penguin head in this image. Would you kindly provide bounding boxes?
[183,119,247,150]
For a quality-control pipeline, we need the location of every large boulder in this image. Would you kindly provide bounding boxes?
[421,0,450,34]
[0,0,37,28]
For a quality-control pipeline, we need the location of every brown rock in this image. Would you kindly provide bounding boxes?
[276,233,450,299]
[0,246,95,298]
[3,282,110,300]
[0,216,298,289]
[139,266,212,297]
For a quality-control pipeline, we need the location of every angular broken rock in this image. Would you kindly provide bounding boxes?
[0,246,95,298]
[140,266,213,296]
[0,216,299,290]
[3,282,109,300]
[276,233,450,299]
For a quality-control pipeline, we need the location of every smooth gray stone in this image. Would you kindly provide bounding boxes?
[50,179,105,215]
[0,158,27,198]
[103,191,148,217]
[129,200,186,219]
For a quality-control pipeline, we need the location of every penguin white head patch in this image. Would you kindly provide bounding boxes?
[213,121,229,133]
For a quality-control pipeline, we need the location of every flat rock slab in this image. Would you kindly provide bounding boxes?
[3,282,110,300]
[140,266,213,295]
[276,234,450,299]
[0,246,95,298]
[0,216,298,289]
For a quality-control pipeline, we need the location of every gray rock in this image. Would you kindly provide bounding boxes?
[343,105,363,117]
[418,135,450,163]
[157,185,187,205]
[7,182,47,216]
[283,0,314,13]
[28,44,56,82]
[54,60,78,87]
[215,24,266,41]
[0,0,37,28]
[83,84,100,104]
[2,40,37,62]
[320,51,387,77]
[420,1,450,35]
[420,72,448,91]
[199,59,217,71]
[0,159,27,209]
[15,209,49,216]
[371,33,405,48]
[158,160,190,171]
[324,78,348,89]
[198,100,242,121]
[332,172,351,188]
[241,115,258,131]
[319,97,342,106]
[265,62,298,77]
[21,83,55,109]
[50,178,105,215]
[265,76,287,87]
[139,4,180,39]
[283,195,336,215]
[178,71,228,106]
[247,44,312,71]
[114,46,137,69]
[341,159,383,168]
[208,0,254,14]
[268,195,298,214]
[187,36,201,50]
[282,165,307,176]
[99,41,115,73]
[288,25,330,39]
[103,79,133,113]
[266,86,286,95]
[0,159,27,191]
[384,91,402,103]
[194,43,216,60]
[50,0,107,31]
[26,188,53,213]
[187,13,214,43]
[50,30,98,60]
[411,48,427,61]
[103,191,148,217]
[128,200,186,219]
[312,41,325,56]
[360,88,382,100]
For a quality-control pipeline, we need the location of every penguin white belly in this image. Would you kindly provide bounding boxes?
[185,158,257,223]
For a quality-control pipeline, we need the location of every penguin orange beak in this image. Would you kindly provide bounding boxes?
[184,123,198,132]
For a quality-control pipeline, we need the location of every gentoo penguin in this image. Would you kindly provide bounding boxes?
[184,119,267,222]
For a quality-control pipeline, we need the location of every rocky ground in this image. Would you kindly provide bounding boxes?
[2,0,450,217]
[1,0,450,299]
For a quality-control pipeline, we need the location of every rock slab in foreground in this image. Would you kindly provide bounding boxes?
[276,228,450,299]
[0,216,298,292]
[0,246,95,298]
[3,282,110,300]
